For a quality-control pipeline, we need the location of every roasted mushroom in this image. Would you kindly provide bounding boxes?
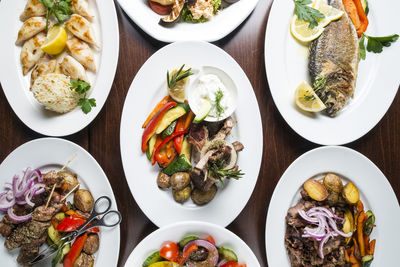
[74,189,94,213]
[157,172,171,189]
[191,184,218,205]
[170,172,190,190]
[83,233,99,255]
[173,186,192,203]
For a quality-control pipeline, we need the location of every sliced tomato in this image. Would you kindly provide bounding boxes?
[221,263,247,267]
[148,0,172,15]
[160,241,179,262]
[204,235,215,245]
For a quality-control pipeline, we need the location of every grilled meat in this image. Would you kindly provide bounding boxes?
[5,220,49,251]
[74,252,95,267]
[190,168,216,192]
[309,0,359,116]
[42,170,64,188]
[17,236,46,266]
[188,123,209,151]
[213,117,235,140]
[32,203,63,222]
[232,141,244,152]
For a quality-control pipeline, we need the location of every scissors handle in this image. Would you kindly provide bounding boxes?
[78,210,122,233]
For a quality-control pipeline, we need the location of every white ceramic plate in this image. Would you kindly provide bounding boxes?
[120,41,262,227]
[0,138,120,267]
[265,146,400,266]
[265,0,400,145]
[124,221,260,266]
[117,0,259,42]
[0,0,119,136]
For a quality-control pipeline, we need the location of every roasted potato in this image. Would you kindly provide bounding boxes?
[170,172,190,190]
[157,172,171,189]
[342,182,359,204]
[83,233,99,255]
[58,171,80,192]
[323,173,343,193]
[74,189,94,213]
[191,185,218,205]
[303,179,328,201]
[173,186,191,203]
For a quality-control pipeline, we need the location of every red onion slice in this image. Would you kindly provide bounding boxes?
[217,259,229,267]
[7,207,32,222]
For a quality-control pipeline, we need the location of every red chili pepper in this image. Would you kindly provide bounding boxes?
[57,216,99,233]
[142,101,177,152]
[63,233,88,267]
[152,130,188,165]
[178,243,198,264]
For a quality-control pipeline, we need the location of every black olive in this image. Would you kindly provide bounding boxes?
[190,246,209,261]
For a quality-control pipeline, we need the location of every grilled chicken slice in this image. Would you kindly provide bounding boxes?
[66,37,96,72]
[59,55,89,82]
[70,0,94,21]
[19,0,46,21]
[20,33,46,75]
[16,17,46,45]
[30,57,57,88]
[65,14,98,48]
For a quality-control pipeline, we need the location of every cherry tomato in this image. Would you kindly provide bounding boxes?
[160,241,179,262]
[148,0,172,15]
[204,235,215,245]
[221,263,247,267]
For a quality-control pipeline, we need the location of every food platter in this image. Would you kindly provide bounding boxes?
[0,137,120,266]
[265,146,400,266]
[125,221,260,266]
[120,41,262,227]
[116,0,259,42]
[264,0,400,145]
[0,0,119,136]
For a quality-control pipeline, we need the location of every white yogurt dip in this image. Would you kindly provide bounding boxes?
[190,74,231,119]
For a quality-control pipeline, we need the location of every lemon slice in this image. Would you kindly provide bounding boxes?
[294,81,326,112]
[167,69,189,103]
[313,0,344,27]
[41,26,68,55]
[290,15,325,42]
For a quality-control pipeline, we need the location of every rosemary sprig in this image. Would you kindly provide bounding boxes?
[167,64,193,90]
[209,161,244,184]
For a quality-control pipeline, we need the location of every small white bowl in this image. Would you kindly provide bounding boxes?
[187,66,238,122]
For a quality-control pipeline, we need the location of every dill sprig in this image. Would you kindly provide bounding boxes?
[214,88,224,119]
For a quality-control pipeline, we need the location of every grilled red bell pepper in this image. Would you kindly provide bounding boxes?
[152,130,188,165]
[142,101,177,152]
[63,233,87,267]
[221,263,247,267]
[178,243,198,264]
[57,216,99,233]
[173,111,194,153]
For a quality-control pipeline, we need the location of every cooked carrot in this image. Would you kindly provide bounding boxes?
[364,234,369,255]
[357,212,366,256]
[343,0,361,29]
[183,111,195,129]
[142,96,171,128]
[345,250,350,262]
[352,0,369,37]
[349,251,360,264]
[357,200,364,212]
[369,239,376,255]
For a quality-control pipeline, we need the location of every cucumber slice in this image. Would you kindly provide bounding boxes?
[218,247,238,262]
[180,137,192,163]
[54,212,66,222]
[142,251,163,267]
[362,255,373,267]
[163,154,192,176]
[193,100,212,123]
[178,235,200,248]
[47,225,63,245]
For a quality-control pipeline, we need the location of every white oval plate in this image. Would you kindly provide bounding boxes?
[117,0,259,42]
[0,0,119,136]
[265,146,400,266]
[125,221,260,266]
[120,41,262,227]
[264,0,400,145]
[0,138,120,267]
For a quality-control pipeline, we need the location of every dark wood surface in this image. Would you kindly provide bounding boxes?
[1,0,399,266]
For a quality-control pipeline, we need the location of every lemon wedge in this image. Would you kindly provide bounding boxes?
[41,26,68,55]
[167,69,189,103]
[313,0,344,27]
[294,81,326,112]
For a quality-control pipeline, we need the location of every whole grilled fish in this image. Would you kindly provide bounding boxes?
[309,0,359,117]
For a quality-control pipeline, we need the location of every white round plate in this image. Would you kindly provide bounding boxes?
[265,146,400,266]
[264,0,400,145]
[0,138,120,267]
[120,41,262,227]
[0,0,119,136]
[117,0,259,42]
[125,221,260,266]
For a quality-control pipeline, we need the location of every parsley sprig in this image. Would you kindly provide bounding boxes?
[38,0,73,32]
[70,79,96,114]
[167,64,193,90]
[293,0,325,29]
[359,33,399,60]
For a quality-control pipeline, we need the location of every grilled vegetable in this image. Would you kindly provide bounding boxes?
[163,154,192,176]
[218,247,238,262]
[143,251,163,267]
[172,185,191,203]
[160,0,185,23]
[362,255,373,267]
[170,172,190,190]
[178,235,200,249]
[363,210,375,235]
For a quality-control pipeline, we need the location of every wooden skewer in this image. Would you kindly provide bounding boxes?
[60,183,80,202]
[60,154,77,172]
[44,184,56,209]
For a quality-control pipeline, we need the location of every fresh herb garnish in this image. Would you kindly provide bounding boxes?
[209,161,244,186]
[70,79,96,114]
[303,94,316,101]
[313,74,326,92]
[213,0,222,14]
[293,0,325,29]
[38,0,73,32]
[359,33,399,60]
[167,64,193,90]
[214,88,224,119]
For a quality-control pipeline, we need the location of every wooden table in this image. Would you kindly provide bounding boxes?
[1,0,399,266]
